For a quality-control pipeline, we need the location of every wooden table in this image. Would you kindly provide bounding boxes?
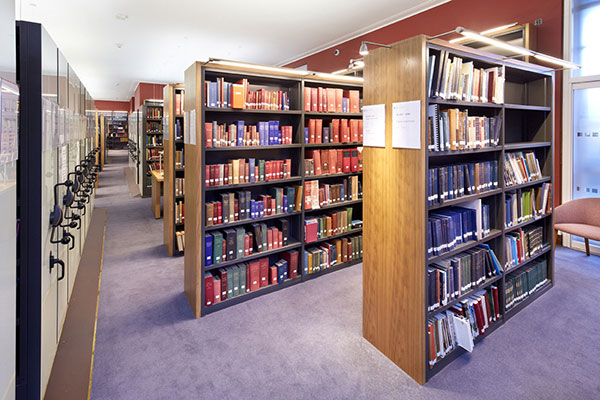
[151,170,164,219]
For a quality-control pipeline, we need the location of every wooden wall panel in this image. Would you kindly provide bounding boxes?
[362,35,427,384]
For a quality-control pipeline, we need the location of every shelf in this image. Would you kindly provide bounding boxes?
[175,195,184,200]
[304,111,362,117]
[504,142,552,150]
[427,229,502,263]
[504,104,551,112]
[304,142,363,148]
[204,211,302,232]
[504,213,551,233]
[206,144,302,151]
[428,98,503,108]
[504,177,551,191]
[303,258,362,281]
[176,168,185,173]
[306,228,363,246]
[427,274,502,318]
[204,241,302,271]
[504,244,552,274]
[428,147,501,157]
[203,276,302,315]
[304,171,362,181]
[205,176,302,191]
[305,198,362,212]
[205,107,302,115]
[428,188,502,211]
[504,281,552,321]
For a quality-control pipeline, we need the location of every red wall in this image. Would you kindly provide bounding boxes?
[285,0,563,205]
[134,82,166,110]
[95,100,130,112]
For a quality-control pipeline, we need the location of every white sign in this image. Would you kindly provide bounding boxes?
[60,145,68,182]
[392,100,421,149]
[164,114,169,141]
[362,104,386,148]
[190,109,197,146]
[184,111,190,144]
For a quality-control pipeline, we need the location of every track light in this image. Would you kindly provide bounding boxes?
[359,41,391,56]
[455,27,534,56]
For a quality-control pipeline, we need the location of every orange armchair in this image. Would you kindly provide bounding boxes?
[554,198,600,256]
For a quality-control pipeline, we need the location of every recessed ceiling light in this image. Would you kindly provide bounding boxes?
[115,43,123,49]
[28,2,37,7]
[115,13,128,21]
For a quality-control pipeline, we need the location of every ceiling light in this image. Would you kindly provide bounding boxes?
[480,22,518,36]
[359,41,391,56]
[116,43,123,49]
[207,58,310,77]
[311,72,363,83]
[455,27,533,56]
[533,53,580,69]
[116,13,128,21]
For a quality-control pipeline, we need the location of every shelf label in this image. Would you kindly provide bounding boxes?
[392,100,421,149]
[190,109,196,146]
[363,104,386,148]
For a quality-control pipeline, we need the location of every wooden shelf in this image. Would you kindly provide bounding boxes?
[204,176,302,191]
[304,171,362,181]
[306,228,363,246]
[204,241,302,271]
[504,104,551,112]
[303,258,362,281]
[504,142,551,150]
[204,211,301,232]
[428,188,502,211]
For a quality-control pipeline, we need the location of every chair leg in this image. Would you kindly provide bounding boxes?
[554,229,558,247]
[585,238,590,256]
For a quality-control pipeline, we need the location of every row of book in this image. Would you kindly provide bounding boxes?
[427,105,501,151]
[303,87,361,113]
[175,91,184,115]
[175,178,184,197]
[175,201,184,224]
[428,161,498,206]
[205,187,301,227]
[428,287,500,368]
[204,220,291,266]
[304,148,362,176]
[204,121,294,147]
[427,244,502,312]
[505,259,548,311]
[146,107,162,119]
[304,177,362,210]
[505,184,552,227]
[146,121,162,133]
[505,226,545,268]
[204,78,290,110]
[304,234,363,274]
[147,136,163,146]
[504,151,543,186]
[304,207,355,243]
[428,50,505,103]
[175,150,184,168]
[204,251,299,306]
[176,231,185,252]
[305,119,363,144]
[204,158,293,188]
[428,201,491,258]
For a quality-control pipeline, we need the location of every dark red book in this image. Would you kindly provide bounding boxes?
[217,202,222,225]
[474,299,486,334]
[205,122,213,147]
[218,268,228,300]
[267,228,273,250]
[282,250,298,279]
[336,149,344,173]
[205,165,210,187]
[222,238,226,262]
[350,149,358,172]
[358,120,363,142]
[342,150,351,173]
[492,286,500,318]
[244,234,250,257]
[304,87,311,111]
[315,119,323,144]
[332,119,340,142]
[311,88,318,111]
[318,87,324,112]
[204,273,214,306]
[335,88,343,113]
[248,233,253,255]
[350,119,359,142]
[270,266,278,285]
[259,257,269,287]
[249,261,260,291]
[278,231,283,249]
[212,276,221,303]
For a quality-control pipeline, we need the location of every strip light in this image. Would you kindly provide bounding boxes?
[455,27,534,56]
[311,72,363,83]
[208,58,310,77]
[450,22,520,44]
[533,53,580,70]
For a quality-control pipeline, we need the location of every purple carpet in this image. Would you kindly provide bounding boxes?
[91,149,600,399]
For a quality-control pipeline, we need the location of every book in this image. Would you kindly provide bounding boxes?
[505,259,548,310]
[428,161,498,206]
[504,151,543,187]
[205,77,290,110]
[205,158,292,187]
[303,234,362,273]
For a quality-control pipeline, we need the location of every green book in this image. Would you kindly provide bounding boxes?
[347,207,353,230]
[258,160,265,181]
[232,265,240,297]
[212,232,223,264]
[285,186,295,212]
[227,266,234,298]
[260,223,268,251]
[239,264,247,294]
[235,227,245,259]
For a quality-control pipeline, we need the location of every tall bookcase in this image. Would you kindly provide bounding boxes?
[140,100,164,197]
[362,35,554,384]
[163,83,185,256]
[183,62,363,317]
[106,111,128,149]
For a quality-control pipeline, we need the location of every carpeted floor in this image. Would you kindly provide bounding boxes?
[91,150,600,400]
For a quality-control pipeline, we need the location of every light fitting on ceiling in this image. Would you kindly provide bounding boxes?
[116,13,128,21]
[359,41,391,56]
[115,43,123,49]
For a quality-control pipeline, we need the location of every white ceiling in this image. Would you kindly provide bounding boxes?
[18,0,448,101]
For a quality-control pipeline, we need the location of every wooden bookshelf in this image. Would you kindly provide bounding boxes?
[140,100,164,197]
[183,62,363,318]
[163,83,185,256]
[362,35,554,384]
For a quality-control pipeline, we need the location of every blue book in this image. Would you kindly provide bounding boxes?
[303,251,309,275]
[237,121,244,146]
[304,127,309,144]
[283,195,288,213]
[278,260,288,283]
[258,122,265,145]
[342,98,348,113]
[205,234,213,267]
[209,82,218,108]
[273,121,280,144]
[249,158,255,182]
[323,127,330,143]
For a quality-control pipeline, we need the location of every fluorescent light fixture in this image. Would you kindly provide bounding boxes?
[534,53,581,69]
[312,72,363,83]
[359,41,391,56]
[455,27,534,56]
[331,68,349,75]
[208,58,309,76]
[450,22,519,44]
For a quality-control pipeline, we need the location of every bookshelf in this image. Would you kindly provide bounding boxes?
[163,83,185,256]
[183,62,363,317]
[362,35,554,384]
[140,100,164,197]
[106,111,128,149]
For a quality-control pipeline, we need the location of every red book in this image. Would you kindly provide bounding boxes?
[309,119,316,144]
[285,159,292,178]
[428,322,436,365]
[350,149,358,172]
[278,231,283,248]
[332,119,340,142]
[317,87,324,112]
[248,233,253,255]
[327,88,336,112]
[218,269,228,300]
[474,299,486,334]
[313,150,322,175]
[311,88,318,111]
[357,147,363,171]
[212,276,221,304]
[348,90,360,113]
[304,219,318,243]
[358,120,363,142]
[315,119,323,143]
[259,257,269,287]
[245,264,250,293]
[341,119,349,142]
[255,166,259,181]
[205,123,213,147]
[329,150,337,175]
[267,228,273,250]
[223,164,229,185]
[249,261,260,291]
[205,165,211,187]
[244,234,250,257]
[484,292,493,322]
[175,93,182,115]
[270,198,276,216]
[270,266,278,285]
[335,89,343,113]
[342,150,351,173]
[304,182,312,210]
[204,274,214,306]
[304,87,311,111]
[282,250,298,279]
[217,202,222,224]
[336,149,344,173]
[350,119,359,142]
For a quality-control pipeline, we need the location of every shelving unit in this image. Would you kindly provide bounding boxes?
[183,62,363,318]
[140,100,164,197]
[105,111,128,149]
[163,83,185,256]
[362,35,554,384]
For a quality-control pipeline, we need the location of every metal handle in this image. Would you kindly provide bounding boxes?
[64,231,75,250]
[49,252,65,280]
